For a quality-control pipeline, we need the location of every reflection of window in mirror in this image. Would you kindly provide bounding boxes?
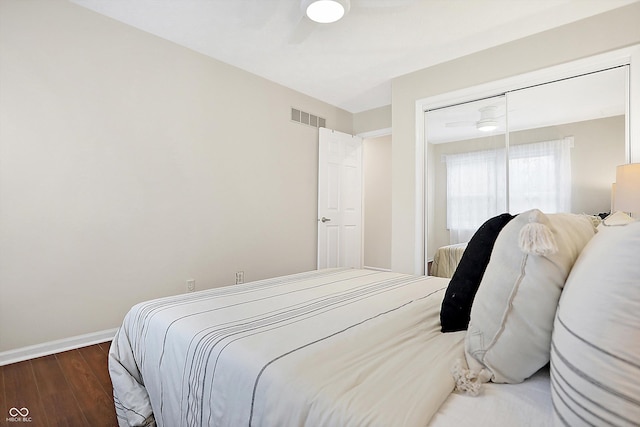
[442,137,572,243]
[426,95,507,256]
[508,66,627,217]
[507,137,572,214]
[425,66,627,261]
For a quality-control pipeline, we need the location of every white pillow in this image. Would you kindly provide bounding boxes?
[464,209,596,384]
[598,210,634,228]
[551,220,640,426]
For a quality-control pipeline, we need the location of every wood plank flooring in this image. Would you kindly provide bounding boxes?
[0,342,117,427]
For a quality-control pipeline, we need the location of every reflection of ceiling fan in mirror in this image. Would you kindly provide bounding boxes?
[445,106,503,132]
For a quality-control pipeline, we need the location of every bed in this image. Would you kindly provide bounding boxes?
[110,210,640,427]
[109,268,468,426]
[429,242,467,278]
[109,267,552,427]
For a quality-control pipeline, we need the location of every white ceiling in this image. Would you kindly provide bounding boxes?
[70,0,638,113]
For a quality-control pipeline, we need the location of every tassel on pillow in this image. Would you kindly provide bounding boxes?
[518,209,558,256]
[451,358,492,396]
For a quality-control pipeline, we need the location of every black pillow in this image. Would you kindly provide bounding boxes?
[440,213,515,333]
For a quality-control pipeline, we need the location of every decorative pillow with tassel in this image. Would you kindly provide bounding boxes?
[460,209,596,387]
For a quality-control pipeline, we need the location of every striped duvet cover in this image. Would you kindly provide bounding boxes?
[109,268,465,427]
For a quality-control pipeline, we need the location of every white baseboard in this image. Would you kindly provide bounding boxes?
[0,328,118,366]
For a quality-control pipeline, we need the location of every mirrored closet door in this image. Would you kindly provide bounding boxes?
[425,66,628,263]
[425,95,507,260]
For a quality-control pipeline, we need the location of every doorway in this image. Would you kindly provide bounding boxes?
[316,128,392,271]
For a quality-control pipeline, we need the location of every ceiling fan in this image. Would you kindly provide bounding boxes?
[291,0,415,43]
[445,105,504,132]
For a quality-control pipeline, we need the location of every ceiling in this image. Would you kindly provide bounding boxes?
[70,0,638,113]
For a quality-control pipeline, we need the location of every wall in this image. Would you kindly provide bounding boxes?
[391,2,640,274]
[353,105,391,135]
[363,135,392,270]
[352,106,392,270]
[430,116,625,254]
[0,0,352,353]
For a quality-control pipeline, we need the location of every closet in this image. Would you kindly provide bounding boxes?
[425,66,628,260]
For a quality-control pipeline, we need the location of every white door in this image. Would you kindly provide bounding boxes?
[317,127,363,269]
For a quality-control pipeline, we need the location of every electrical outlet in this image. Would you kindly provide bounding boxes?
[235,271,244,285]
[186,279,196,293]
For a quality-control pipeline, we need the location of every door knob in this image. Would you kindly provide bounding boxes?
[321,217,331,223]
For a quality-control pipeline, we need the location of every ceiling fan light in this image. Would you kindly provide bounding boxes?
[477,106,499,131]
[477,119,498,132]
[302,0,350,24]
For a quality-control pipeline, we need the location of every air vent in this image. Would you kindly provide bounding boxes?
[291,107,326,129]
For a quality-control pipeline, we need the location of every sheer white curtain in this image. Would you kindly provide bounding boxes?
[445,137,571,244]
[509,138,572,214]
[446,149,506,243]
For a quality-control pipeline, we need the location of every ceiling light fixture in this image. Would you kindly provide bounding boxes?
[302,0,350,24]
[477,119,498,132]
[477,106,499,132]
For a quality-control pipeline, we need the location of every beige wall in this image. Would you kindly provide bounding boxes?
[3,0,639,353]
[430,116,626,256]
[392,3,640,273]
[0,0,352,352]
[354,105,391,135]
[363,135,392,270]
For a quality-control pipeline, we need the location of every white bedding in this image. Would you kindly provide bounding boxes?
[430,366,552,426]
[109,268,466,427]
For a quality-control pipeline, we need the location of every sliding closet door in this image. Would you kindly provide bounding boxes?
[506,66,628,216]
[424,65,628,263]
[425,96,507,260]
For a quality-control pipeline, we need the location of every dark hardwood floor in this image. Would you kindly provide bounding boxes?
[0,342,118,427]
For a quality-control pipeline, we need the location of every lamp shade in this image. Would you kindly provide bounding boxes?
[615,163,640,214]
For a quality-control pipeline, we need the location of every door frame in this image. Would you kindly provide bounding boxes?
[316,127,392,270]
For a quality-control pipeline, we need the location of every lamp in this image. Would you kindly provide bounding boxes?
[611,182,616,213]
[301,0,350,24]
[615,163,640,216]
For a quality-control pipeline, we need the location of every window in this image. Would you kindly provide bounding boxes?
[445,148,506,243]
[445,138,572,243]
[509,138,572,214]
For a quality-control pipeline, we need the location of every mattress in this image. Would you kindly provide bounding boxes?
[109,268,466,427]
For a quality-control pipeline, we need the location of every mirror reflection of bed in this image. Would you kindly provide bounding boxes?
[426,66,627,277]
